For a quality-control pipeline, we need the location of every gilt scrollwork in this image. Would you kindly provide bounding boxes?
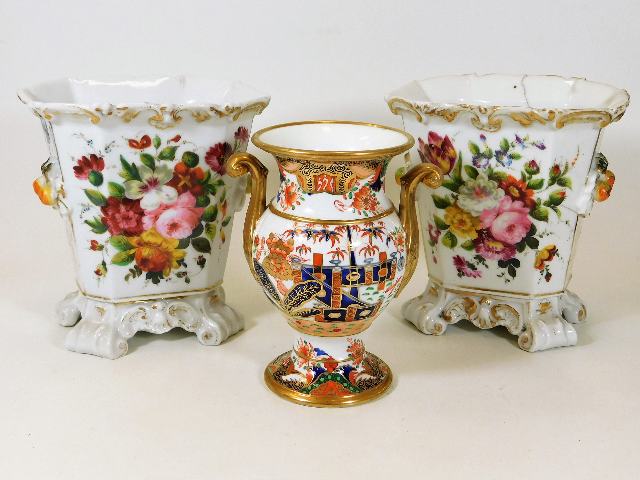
[386,97,626,131]
[31,101,269,129]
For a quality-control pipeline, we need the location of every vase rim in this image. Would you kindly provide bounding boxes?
[252,120,415,162]
[386,73,629,128]
[17,75,270,122]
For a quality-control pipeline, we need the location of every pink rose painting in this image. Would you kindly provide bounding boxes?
[143,191,204,239]
[423,131,569,283]
[479,196,531,245]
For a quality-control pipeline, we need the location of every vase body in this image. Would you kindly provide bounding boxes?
[228,121,441,406]
[387,74,628,351]
[20,76,269,358]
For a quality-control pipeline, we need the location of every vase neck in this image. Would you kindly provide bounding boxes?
[272,155,394,221]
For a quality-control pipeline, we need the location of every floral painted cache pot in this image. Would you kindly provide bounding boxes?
[227,121,442,406]
[387,74,629,351]
[19,77,269,358]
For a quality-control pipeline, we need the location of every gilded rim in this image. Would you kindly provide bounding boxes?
[252,120,415,162]
[268,203,396,225]
[386,74,630,131]
[264,351,393,408]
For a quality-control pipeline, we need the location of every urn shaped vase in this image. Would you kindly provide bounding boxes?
[227,121,442,406]
[20,76,269,358]
[387,74,629,351]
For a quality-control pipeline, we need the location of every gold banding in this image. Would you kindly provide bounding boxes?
[489,304,520,326]
[386,97,628,131]
[25,101,269,127]
[427,276,564,299]
[387,98,460,124]
[252,120,415,162]
[396,163,443,295]
[287,315,375,337]
[226,152,268,275]
[555,110,613,129]
[279,156,386,195]
[509,110,556,126]
[78,282,223,304]
[267,203,396,225]
[264,352,393,408]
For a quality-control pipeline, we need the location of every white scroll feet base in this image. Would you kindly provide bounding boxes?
[402,280,586,352]
[56,286,243,359]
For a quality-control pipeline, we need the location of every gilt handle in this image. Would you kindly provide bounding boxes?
[226,152,269,271]
[397,163,443,295]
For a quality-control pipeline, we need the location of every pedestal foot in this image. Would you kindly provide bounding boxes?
[264,336,392,407]
[55,287,243,359]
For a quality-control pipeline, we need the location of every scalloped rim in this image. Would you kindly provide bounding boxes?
[386,74,629,130]
[17,76,271,122]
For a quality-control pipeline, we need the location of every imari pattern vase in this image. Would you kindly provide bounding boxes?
[227,121,442,406]
[387,74,629,351]
[20,77,269,358]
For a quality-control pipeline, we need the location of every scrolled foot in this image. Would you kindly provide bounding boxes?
[64,301,129,359]
[559,290,587,325]
[120,286,244,347]
[195,288,243,346]
[55,291,84,327]
[518,315,577,352]
[402,281,448,335]
[55,287,244,359]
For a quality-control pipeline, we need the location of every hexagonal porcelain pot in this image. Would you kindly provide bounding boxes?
[19,77,269,358]
[387,74,629,351]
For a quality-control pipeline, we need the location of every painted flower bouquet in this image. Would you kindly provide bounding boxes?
[388,74,628,351]
[421,131,572,283]
[79,127,249,285]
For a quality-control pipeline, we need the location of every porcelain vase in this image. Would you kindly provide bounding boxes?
[387,74,629,351]
[20,76,270,358]
[227,121,442,406]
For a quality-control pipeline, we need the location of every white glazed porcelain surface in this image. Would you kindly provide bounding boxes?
[22,77,269,301]
[257,122,411,151]
[21,76,269,358]
[388,73,629,113]
[19,76,270,114]
[388,74,628,351]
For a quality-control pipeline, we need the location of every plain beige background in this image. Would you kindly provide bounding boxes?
[1,0,640,478]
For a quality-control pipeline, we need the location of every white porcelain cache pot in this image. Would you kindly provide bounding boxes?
[20,77,269,358]
[387,74,629,351]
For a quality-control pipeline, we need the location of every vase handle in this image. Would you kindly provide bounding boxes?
[397,163,443,295]
[227,152,269,270]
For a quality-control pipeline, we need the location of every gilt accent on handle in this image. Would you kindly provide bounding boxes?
[226,152,269,273]
[397,163,443,295]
